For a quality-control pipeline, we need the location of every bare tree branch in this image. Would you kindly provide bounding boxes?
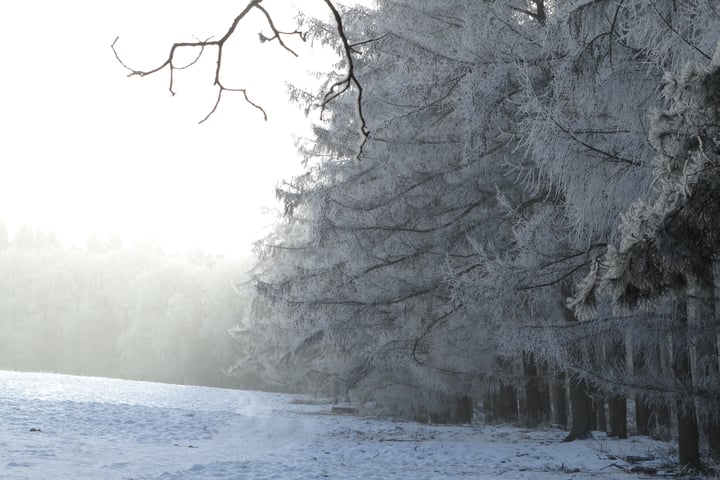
[319,0,370,159]
[111,0,266,122]
[255,3,306,56]
[349,33,389,51]
[112,0,369,141]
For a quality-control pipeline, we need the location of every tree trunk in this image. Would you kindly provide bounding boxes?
[687,269,720,462]
[564,378,592,442]
[653,340,673,440]
[428,410,443,424]
[551,370,567,427]
[677,402,701,470]
[706,423,720,460]
[605,338,627,438]
[539,368,553,423]
[415,404,429,423]
[695,295,720,459]
[483,391,494,422]
[451,395,473,424]
[596,397,607,433]
[561,286,589,440]
[586,383,598,431]
[636,397,652,436]
[674,298,701,470]
[523,353,543,425]
[710,259,720,459]
[608,396,627,439]
[634,347,652,436]
[654,403,672,440]
[711,336,720,459]
[492,383,518,422]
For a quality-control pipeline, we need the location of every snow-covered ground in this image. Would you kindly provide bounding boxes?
[0,370,679,479]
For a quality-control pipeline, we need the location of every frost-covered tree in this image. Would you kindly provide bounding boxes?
[242,0,559,423]
[569,39,720,468]
[451,0,720,448]
[497,0,660,440]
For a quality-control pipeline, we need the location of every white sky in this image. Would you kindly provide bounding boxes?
[0,1,340,257]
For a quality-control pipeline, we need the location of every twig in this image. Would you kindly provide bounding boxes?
[320,0,370,159]
[112,0,369,139]
[111,1,268,123]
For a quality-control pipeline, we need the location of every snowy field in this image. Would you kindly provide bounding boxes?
[0,371,680,479]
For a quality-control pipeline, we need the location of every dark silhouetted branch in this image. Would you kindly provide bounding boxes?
[320,0,370,159]
[112,0,368,137]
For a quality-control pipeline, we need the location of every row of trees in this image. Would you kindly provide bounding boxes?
[0,222,250,387]
[114,0,720,470]
[226,0,720,470]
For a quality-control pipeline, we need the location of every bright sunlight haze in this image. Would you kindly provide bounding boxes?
[0,0,321,256]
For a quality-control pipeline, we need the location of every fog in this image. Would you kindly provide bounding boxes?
[0,221,254,388]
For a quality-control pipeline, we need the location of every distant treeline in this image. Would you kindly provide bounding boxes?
[0,222,250,388]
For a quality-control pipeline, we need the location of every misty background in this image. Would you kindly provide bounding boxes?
[0,0,313,257]
[0,1,321,387]
[0,221,255,387]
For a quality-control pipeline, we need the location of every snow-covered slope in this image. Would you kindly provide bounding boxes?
[0,371,674,479]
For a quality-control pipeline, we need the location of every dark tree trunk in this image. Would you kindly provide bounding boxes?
[551,370,567,427]
[425,394,473,424]
[596,397,607,433]
[483,391,494,422]
[564,378,592,442]
[451,395,473,424]
[706,423,720,460]
[710,260,720,459]
[674,298,701,470]
[523,353,543,425]
[606,338,627,438]
[633,342,652,436]
[539,367,553,422]
[586,383,598,431]
[560,286,589,439]
[608,396,627,439]
[693,271,720,459]
[429,410,443,424]
[677,402,701,470]
[686,265,720,463]
[706,332,720,458]
[654,403,672,439]
[415,405,429,424]
[635,397,652,436]
[492,383,518,422]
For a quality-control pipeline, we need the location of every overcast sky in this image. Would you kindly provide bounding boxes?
[0,1,338,256]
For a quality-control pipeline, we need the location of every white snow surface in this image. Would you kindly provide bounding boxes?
[0,370,675,479]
